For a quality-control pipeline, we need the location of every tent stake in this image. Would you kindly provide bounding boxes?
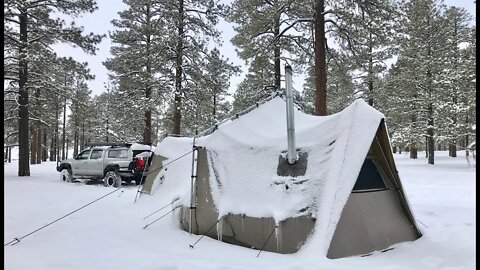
[189,219,219,248]
[256,226,278,258]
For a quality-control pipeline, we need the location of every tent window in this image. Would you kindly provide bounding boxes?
[352,159,388,192]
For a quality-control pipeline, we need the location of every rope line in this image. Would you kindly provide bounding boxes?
[143,149,195,178]
[143,205,181,229]
[143,198,180,220]
[4,187,124,247]
[257,226,279,258]
[189,219,219,248]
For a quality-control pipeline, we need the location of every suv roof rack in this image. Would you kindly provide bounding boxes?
[86,142,130,148]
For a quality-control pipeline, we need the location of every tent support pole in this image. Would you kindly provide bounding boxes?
[189,137,198,235]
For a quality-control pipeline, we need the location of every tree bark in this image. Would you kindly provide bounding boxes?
[144,110,152,143]
[273,14,281,90]
[213,95,217,123]
[62,75,67,160]
[368,32,374,106]
[50,134,55,161]
[36,127,42,164]
[314,0,327,116]
[449,144,457,157]
[81,121,85,150]
[73,87,79,156]
[66,136,69,159]
[410,146,417,159]
[426,103,434,164]
[172,0,184,136]
[43,128,47,161]
[31,124,37,165]
[144,3,153,144]
[449,16,459,158]
[426,15,434,165]
[18,9,30,176]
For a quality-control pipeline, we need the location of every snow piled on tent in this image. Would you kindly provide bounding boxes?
[152,136,195,206]
[157,96,386,255]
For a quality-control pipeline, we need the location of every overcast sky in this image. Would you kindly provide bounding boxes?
[52,0,476,97]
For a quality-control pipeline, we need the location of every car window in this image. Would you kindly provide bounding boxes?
[108,149,128,158]
[108,150,118,158]
[90,149,103,160]
[118,149,128,158]
[77,150,91,160]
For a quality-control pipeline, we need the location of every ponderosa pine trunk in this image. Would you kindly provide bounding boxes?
[427,102,435,164]
[31,125,37,164]
[18,9,30,176]
[172,0,184,136]
[368,32,374,106]
[144,3,152,144]
[426,15,434,165]
[42,128,47,161]
[410,146,417,159]
[62,75,67,160]
[273,14,281,90]
[36,127,42,164]
[314,0,327,116]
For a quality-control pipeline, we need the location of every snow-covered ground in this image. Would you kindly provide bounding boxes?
[4,151,475,270]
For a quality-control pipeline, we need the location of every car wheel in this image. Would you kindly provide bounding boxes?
[60,168,73,182]
[103,170,121,187]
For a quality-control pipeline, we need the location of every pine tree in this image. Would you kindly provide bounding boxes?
[182,48,240,134]
[328,0,399,107]
[302,49,356,114]
[105,0,171,144]
[382,0,448,163]
[4,0,103,176]
[228,0,312,91]
[435,6,473,157]
[232,55,277,112]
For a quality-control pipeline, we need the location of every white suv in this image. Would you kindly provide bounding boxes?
[56,143,151,187]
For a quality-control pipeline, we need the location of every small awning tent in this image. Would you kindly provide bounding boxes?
[156,96,422,258]
[140,154,167,194]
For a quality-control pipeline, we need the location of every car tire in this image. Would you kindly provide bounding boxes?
[60,168,73,182]
[103,170,121,187]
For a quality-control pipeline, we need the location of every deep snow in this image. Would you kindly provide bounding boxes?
[4,150,475,270]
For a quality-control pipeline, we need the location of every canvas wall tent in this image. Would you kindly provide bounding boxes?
[156,96,422,258]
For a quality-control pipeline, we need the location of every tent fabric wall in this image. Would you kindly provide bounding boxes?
[325,121,421,258]
[179,148,315,254]
[141,154,167,194]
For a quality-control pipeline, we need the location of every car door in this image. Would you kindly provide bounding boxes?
[72,149,91,175]
[86,149,104,176]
